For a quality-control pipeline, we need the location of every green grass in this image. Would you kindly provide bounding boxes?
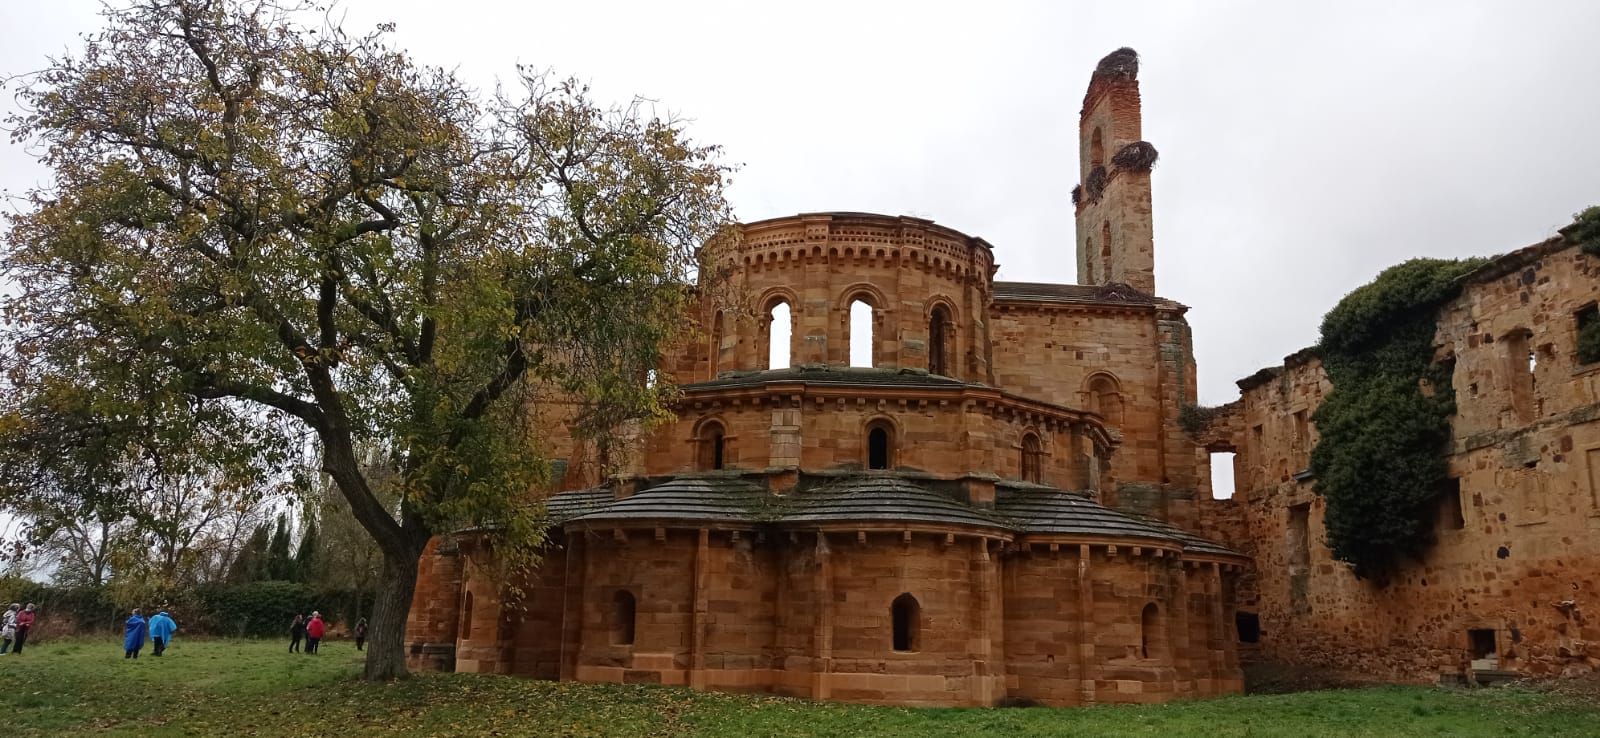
[0,638,1596,736]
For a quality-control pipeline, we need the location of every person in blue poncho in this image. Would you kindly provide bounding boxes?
[123,608,148,659]
[148,610,177,657]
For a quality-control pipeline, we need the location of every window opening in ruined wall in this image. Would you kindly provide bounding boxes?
[1235,612,1261,644]
[1436,477,1465,531]
[1210,452,1237,500]
[928,305,952,377]
[698,420,726,471]
[1577,304,1600,365]
[1588,447,1600,511]
[1504,329,1535,423]
[1021,433,1043,484]
[460,591,473,641]
[891,593,920,652]
[849,299,873,367]
[1140,602,1162,658]
[612,590,637,646]
[1287,503,1311,613]
[867,421,893,470]
[768,301,792,370]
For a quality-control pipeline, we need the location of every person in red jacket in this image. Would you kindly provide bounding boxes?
[12,603,36,654]
[304,611,325,654]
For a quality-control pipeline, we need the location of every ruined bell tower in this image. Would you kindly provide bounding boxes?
[1075,48,1157,294]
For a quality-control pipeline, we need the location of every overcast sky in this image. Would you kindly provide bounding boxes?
[5,0,1599,411]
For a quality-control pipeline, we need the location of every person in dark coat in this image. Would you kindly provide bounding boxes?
[305,611,325,654]
[123,608,148,659]
[289,613,306,653]
[353,618,368,651]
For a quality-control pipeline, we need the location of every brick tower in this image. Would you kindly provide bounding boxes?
[1075,48,1157,295]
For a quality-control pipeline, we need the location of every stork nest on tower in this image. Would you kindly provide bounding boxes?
[1111,141,1159,171]
[1094,47,1139,80]
[1071,185,1083,208]
[1084,166,1109,204]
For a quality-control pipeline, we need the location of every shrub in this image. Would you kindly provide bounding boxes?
[1562,205,1600,257]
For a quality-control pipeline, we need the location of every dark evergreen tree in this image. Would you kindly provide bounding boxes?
[265,514,293,581]
[226,523,271,584]
[293,522,319,583]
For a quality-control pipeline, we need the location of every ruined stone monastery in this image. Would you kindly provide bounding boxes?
[403,48,1600,706]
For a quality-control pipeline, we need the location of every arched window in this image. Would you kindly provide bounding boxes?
[891,593,920,652]
[1087,374,1124,427]
[1021,433,1043,483]
[1099,221,1112,283]
[849,299,874,367]
[612,590,637,646]
[768,301,792,370]
[460,591,474,641]
[866,421,893,470]
[710,311,727,376]
[697,420,726,471]
[1140,602,1161,659]
[1090,127,1104,168]
[928,305,952,377]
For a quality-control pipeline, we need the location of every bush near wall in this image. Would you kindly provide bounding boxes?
[0,577,361,638]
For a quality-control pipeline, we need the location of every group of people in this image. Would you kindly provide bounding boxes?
[122,609,177,659]
[1,604,36,654]
[288,612,365,653]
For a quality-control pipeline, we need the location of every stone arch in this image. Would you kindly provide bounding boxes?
[757,287,798,370]
[693,416,728,471]
[863,416,898,470]
[838,283,888,368]
[1020,430,1044,483]
[1084,372,1125,427]
[891,593,920,652]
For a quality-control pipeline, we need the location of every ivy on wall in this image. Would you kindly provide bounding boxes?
[1309,257,1486,579]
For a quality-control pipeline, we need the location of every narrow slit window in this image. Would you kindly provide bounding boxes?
[867,422,892,471]
[1021,433,1043,483]
[698,421,727,471]
[928,305,951,376]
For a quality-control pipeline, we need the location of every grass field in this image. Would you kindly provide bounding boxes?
[0,638,1596,737]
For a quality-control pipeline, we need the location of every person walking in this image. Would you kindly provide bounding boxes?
[353,618,368,651]
[305,611,325,654]
[148,610,177,657]
[289,614,305,653]
[123,608,148,659]
[12,603,36,654]
[0,603,18,654]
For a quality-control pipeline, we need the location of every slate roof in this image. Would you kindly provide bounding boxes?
[995,488,1177,545]
[550,473,1241,557]
[992,281,1158,305]
[564,475,774,526]
[542,487,614,523]
[683,366,973,391]
[781,476,1009,531]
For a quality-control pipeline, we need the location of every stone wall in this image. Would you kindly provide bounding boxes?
[1203,239,1600,681]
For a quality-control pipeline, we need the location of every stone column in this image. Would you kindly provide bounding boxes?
[1077,544,1096,705]
[969,537,1000,705]
[811,532,834,700]
[689,528,710,690]
[1169,558,1191,695]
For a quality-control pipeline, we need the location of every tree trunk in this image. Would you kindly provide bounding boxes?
[363,551,420,680]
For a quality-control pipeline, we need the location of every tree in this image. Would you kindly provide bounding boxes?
[227,523,271,584]
[265,514,293,581]
[2,0,729,678]
[293,520,319,583]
